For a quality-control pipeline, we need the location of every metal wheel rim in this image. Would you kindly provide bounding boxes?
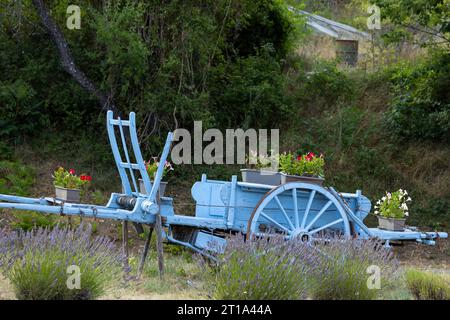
[246,182,350,241]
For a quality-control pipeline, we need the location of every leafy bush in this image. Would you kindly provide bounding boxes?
[0,160,35,196]
[0,0,299,144]
[0,224,126,300]
[293,60,355,109]
[0,79,41,138]
[385,51,450,142]
[309,238,397,300]
[210,235,315,299]
[405,268,450,300]
[209,47,293,129]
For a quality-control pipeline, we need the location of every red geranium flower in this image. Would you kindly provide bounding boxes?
[296,155,302,161]
[86,175,92,181]
[69,169,75,175]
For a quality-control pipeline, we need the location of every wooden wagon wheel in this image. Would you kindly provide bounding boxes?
[246,182,351,242]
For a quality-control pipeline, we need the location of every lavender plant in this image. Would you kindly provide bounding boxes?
[202,235,398,300]
[309,238,398,300]
[0,223,127,300]
[209,235,317,300]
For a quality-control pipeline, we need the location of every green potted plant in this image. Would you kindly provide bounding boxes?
[278,152,325,186]
[53,167,90,202]
[241,151,325,186]
[374,189,411,231]
[140,158,173,196]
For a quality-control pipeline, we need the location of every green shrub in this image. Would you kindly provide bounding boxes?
[294,60,355,109]
[0,79,41,138]
[0,160,35,196]
[11,211,56,231]
[405,269,450,300]
[209,46,292,129]
[0,224,126,300]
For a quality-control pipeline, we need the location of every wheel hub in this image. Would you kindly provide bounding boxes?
[290,228,310,242]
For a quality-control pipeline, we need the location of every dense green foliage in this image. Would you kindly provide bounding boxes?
[385,51,450,142]
[0,0,300,146]
[0,0,449,230]
[375,0,450,47]
[0,160,35,196]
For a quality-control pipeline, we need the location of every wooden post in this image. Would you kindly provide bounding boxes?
[155,193,164,279]
[138,226,153,277]
[122,220,129,267]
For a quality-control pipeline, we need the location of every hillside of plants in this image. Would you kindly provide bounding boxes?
[0,0,449,300]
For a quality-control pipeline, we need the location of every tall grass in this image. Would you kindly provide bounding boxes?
[405,268,450,300]
[0,223,127,300]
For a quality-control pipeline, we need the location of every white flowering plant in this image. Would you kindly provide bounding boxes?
[374,189,412,219]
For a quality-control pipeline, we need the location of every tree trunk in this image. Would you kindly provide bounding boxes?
[32,0,119,114]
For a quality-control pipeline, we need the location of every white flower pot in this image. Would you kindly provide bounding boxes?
[240,169,282,185]
[55,186,80,202]
[378,216,406,231]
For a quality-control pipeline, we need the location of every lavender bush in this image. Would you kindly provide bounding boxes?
[309,238,398,300]
[203,235,398,300]
[0,223,127,300]
[210,235,317,300]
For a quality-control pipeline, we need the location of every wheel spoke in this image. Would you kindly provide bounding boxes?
[248,182,351,239]
[301,190,316,229]
[305,200,333,231]
[309,218,344,235]
[260,211,291,234]
[292,188,299,228]
[274,195,295,231]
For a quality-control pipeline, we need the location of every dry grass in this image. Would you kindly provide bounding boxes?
[393,143,450,198]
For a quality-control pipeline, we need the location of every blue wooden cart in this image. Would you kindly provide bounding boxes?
[0,111,447,260]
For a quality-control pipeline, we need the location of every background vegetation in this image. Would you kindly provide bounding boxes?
[0,0,449,232]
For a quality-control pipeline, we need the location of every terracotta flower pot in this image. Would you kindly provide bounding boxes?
[55,186,80,202]
[378,216,406,231]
